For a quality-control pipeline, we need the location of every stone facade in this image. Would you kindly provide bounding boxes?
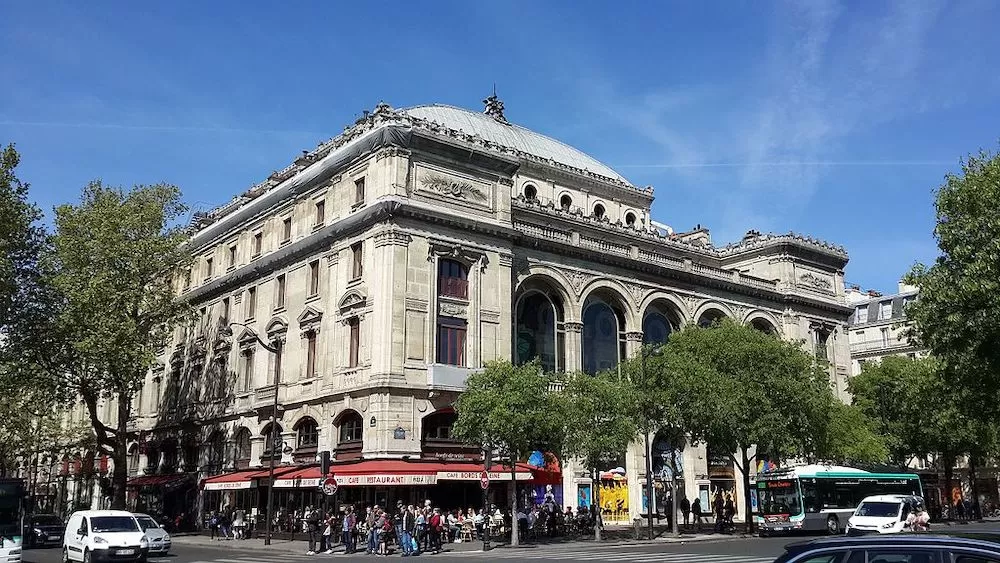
[846,281,925,376]
[35,99,853,523]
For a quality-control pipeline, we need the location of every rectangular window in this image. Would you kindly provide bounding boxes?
[281,217,292,243]
[348,318,360,368]
[354,177,366,204]
[183,268,192,290]
[351,242,363,279]
[855,306,868,324]
[273,341,283,384]
[205,257,213,280]
[314,200,325,226]
[253,232,263,257]
[881,327,890,347]
[275,274,286,310]
[437,317,467,366]
[246,286,257,319]
[228,244,237,269]
[306,332,317,378]
[814,330,829,361]
[242,350,254,391]
[309,260,320,296]
[879,301,892,320]
[221,297,230,324]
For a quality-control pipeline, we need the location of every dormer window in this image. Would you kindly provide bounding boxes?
[593,204,606,220]
[523,184,537,201]
[560,194,572,212]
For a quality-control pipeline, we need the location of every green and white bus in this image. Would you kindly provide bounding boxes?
[756,465,922,535]
[0,478,24,562]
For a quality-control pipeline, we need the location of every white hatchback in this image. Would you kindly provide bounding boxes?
[132,514,170,555]
[846,494,924,536]
[62,510,149,563]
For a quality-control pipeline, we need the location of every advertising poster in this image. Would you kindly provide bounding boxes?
[577,484,592,509]
[598,480,630,523]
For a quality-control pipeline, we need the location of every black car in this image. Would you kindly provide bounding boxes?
[23,513,64,548]
[773,534,1000,562]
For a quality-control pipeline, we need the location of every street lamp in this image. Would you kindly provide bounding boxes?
[640,344,664,541]
[227,321,280,546]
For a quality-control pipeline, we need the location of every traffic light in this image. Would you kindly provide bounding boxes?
[320,451,331,476]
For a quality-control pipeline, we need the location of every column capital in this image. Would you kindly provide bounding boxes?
[564,321,584,334]
[625,331,644,342]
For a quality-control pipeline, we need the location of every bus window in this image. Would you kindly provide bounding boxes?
[801,480,819,513]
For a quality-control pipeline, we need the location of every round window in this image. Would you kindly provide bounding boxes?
[560,194,573,211]
[593,204,606,220]
[625,212,636,227]
[524,185,537,201]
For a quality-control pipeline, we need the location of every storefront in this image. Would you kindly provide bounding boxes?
[126,474,196,528]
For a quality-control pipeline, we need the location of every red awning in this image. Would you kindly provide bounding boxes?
[273,459,538,489]
[202,466,299,491]
[126,474,191,489]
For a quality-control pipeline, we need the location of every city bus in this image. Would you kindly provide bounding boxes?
[756,465,922,536]
[0,478,24,562]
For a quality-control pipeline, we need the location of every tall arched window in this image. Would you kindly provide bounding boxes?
[438,259,469,299]
[582,294,626,375]
[206,431,225,475]
[514,291,565,373]
[337,411,363,444]
[698,309,727,328]
[128,445,139,477]
[750,317,777,335]
[262,423,283,456]
[295,418,319,450]
[642,312,673,345]
[233,428,251,468]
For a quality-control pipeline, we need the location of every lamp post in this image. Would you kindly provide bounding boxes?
[228,321,280,546]
[640,344,664,541]
[482,447,492,552]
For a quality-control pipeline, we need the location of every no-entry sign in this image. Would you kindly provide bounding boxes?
[479,471,489,490]
[321,477,339,496]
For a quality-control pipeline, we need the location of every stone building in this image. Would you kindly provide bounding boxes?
[50,96,853,525]
[846,281,924,376]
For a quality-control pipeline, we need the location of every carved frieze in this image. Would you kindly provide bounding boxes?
[373,229,412,248]
[625,331,644,342]
[680,295,702,317]
[420,172,488,202]
[627,283,647,306]
[439,301,468,319]
[376,146,411,161]
[563,269,592,296]
[338,288,368,312]
[564,321,584,333]
[799,272,833,291]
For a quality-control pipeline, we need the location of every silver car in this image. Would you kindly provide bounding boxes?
[132,514,171,555]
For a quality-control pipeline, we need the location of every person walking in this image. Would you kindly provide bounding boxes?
[428,507,444,553]
[692,498,704,532]
[680,496,691,530]
[416,507,429,553]
[401,505,416,556]
[208,511,219,540]
[305,505,320,555]
[232,508,246,540]
[342,506,357,554]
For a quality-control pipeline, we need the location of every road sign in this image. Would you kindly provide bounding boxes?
[479,471,489,490]
[321,477,338,496]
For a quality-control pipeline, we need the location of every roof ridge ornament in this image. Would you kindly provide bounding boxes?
[483,86,510,125]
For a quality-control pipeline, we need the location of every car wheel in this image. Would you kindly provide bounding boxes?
[83,548,92,563]
[826,515,840,535]
[62,547,70,563]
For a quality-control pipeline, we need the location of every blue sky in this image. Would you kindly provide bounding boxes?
[3,0,999,293]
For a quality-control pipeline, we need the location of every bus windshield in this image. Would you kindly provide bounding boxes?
[760,481,803,516]
[0,480,24,544]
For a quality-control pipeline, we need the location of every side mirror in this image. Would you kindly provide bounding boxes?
[78,526,87,537]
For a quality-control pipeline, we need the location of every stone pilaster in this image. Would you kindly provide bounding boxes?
[564,322,583,372]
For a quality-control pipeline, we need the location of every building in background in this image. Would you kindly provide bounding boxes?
[24,96,854,526]
[846,281,924,376]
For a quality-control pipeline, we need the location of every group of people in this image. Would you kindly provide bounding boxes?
[206,508,250,540]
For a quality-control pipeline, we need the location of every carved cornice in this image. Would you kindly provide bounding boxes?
[497,177,514,187]
[565,322,583,334]
[376,146,411,161]
[297,306,323,332]
[373,229,412,248]
[338,287,369,312]
[265,317,288,341]
[498,253,513,268]
[427,240,490,272]
[237,329,259,351]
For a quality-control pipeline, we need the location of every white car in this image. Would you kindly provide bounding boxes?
[846,494,924,536]
[132,514,170,555]
[62,510,148,563]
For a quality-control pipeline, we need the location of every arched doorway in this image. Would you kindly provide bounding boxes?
[582,290,628,375]
[514,287,566,373]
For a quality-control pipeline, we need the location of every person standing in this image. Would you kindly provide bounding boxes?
[428,507,444,553]
[416,507,428,553]
[342,506,357,554]
[401,505,416,556]
[321,510,335,554]
[691,498,703,532]
[208,511,219,540]
[305,505,320,555]
[680,496,691,530]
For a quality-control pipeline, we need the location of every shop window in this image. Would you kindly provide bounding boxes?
[296,418,319,450]
[437,317,467,366]
[338,411,363,444]
[438,259,469,299]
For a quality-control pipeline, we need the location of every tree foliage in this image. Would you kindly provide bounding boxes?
[0,143,47,331]
[905,149,1000,403]
[453,359,566,546]
[9,181,191,509]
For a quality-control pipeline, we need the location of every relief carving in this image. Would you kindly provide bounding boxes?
[439,302,468,319]
[799,272,833,291]
[627,283,647,306]
[420,173,488,202]
[680,295,701,317]
[564,269,592,296]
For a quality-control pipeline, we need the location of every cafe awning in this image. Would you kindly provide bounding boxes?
[126,474,192,489]
[201,467,298,491]
[273,459,537,489]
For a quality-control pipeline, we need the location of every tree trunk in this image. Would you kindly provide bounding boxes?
[593,471,602,542]
[509,464,519,546]
[740,450,753,535]
[110,394,131,509]
[969,456,980,520]
[670,449,679,537]
[943,455,954,521]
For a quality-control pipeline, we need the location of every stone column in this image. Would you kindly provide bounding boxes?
[564,322,583,372]
[625,331,644,358]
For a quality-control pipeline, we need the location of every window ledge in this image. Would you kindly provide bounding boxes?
[312,223,324,232]
[251,253,261,261]
[280,239,291,247]
[347,276,363,287]
[274,306,286,314]
[227,265,236,273]
[306,293,321,304]
[351,201,365,212]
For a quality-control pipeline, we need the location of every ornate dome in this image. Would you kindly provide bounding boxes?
[400,104,630,185]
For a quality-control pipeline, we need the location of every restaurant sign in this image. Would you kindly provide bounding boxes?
[437,471,531,481]
[204,481,256,491]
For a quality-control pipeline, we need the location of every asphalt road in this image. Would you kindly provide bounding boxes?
[22,522,1000,563]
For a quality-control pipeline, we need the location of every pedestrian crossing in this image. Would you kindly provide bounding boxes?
[435,549,774,562]
[148,555,325,563]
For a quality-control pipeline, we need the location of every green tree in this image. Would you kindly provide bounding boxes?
[904,149,1000,401]
[562,370,638,540]
[809,399,888,466]
[453,360,566,546]
[12,181,191,509]
[0,143,47,329]
[661,320,835,533]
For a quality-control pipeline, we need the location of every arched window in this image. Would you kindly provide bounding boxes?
[560,194,572,212]
[642,312,673,345]
[593,204,606,220]
[296,418,319,450]
[128,445,139,477]
[233,428,251,466]
[438,259,469,299]
[337,411,363,444]
[262,423,283,455]
[523,184,537,201]
[422,411,458,442]
[582,294,627,375]
[514,290,565,373]
[697,309,727,328]
[750,317,777,335]
[625,212,637,227]
[206,431,225,475]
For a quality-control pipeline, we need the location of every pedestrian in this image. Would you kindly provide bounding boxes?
[232,508,246,540]
[366,507,379,554]
[208,510,219,540]
[305,505,320,555]
[322,510,336,554]
[680,496,691,529]
[401,504,416,556]
[218,510,232,539]
[692,498,703,532]
[342,506,357,554]
[713,493,725,533]
[429,507,444,553]
[416,507,428,552]
[395,502,405,552]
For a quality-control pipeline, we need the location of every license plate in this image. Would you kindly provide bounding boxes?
[48,536,60,541]
[116,548,135,555]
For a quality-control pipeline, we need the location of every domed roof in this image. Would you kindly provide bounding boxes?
[400,104,630,184]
